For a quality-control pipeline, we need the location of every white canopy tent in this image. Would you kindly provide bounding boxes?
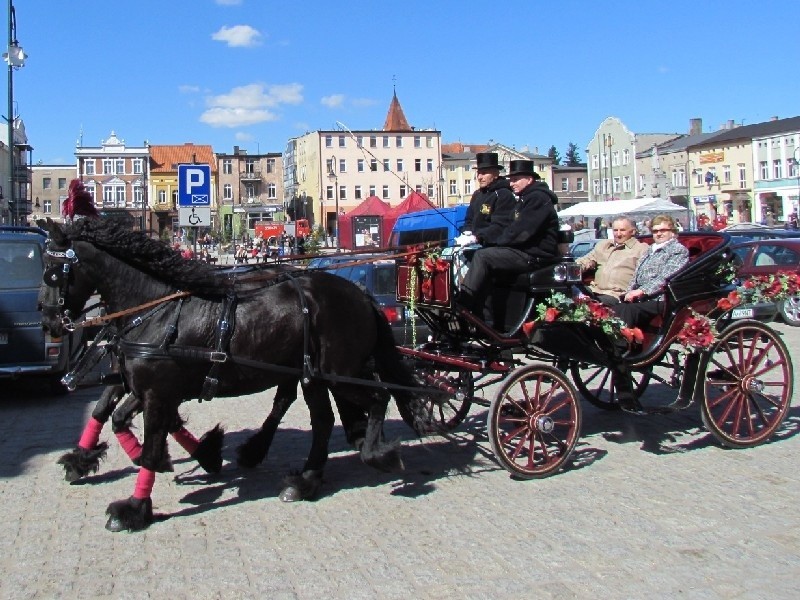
[558,197,687,218]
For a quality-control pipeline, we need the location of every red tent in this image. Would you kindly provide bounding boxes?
[383,191,436,242]
[337,195,391,249]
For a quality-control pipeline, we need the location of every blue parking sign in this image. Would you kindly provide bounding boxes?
[178,164,211,207]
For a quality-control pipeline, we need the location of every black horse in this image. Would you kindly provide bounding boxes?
[38,218,430,532]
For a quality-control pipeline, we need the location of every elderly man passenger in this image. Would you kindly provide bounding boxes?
[577,216,648,304]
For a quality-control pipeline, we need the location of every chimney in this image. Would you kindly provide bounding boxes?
[689,118,702,135]
[771,116,779,121]
[233,145,240,155]
[726,120,735,130]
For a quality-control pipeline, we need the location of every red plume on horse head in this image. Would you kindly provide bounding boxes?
[62,179,100,221]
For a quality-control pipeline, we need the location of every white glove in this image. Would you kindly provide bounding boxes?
[455,232,478,247]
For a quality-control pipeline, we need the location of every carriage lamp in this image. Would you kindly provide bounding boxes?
[554,263,582,283]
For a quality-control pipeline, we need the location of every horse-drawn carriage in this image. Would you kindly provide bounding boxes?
[395,230,793,479]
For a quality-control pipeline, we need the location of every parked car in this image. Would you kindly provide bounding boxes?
[724,227,800,245]
[731,238,800,325]
[569,239,602,259]
[306,253,430,345]
[0,226,83,390]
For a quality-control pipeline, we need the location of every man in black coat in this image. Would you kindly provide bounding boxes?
[459,152,516,245]
[459,159,560,319]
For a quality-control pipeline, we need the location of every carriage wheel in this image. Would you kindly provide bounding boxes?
[570,362,652,411]
[487,364,581,479]
[701,320,793,448]
[414,367,474,433]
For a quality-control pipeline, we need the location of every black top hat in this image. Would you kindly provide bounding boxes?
[506,159,540,179]
[474,152,504,171]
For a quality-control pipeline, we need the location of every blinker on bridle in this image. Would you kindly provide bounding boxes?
[43,245,79,331]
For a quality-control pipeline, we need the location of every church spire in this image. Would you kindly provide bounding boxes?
[382,90,411,132]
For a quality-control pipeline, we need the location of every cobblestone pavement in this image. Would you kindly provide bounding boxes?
[1,323,799,599]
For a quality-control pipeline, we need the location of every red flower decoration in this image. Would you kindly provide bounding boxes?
[677,315,715,350]
[522,320,537,337]
[716,290,741,311]
[544,307,560,322]
[620,327,644,344]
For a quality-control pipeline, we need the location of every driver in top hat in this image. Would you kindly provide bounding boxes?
[458,152,516,246]
[459,159,560,321]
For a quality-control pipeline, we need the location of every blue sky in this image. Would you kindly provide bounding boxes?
[6,0,799,165]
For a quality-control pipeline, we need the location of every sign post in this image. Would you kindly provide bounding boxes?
[178,164,211,258]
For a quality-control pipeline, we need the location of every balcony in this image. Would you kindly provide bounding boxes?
[12,165,31,183]
[240,169,262,181]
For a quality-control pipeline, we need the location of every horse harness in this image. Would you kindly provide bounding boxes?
[48,244,427,400]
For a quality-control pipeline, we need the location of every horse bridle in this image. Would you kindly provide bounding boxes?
[42,242,81,332]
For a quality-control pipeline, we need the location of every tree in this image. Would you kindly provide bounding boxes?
[547,145,561,165]
[564,142,582,166]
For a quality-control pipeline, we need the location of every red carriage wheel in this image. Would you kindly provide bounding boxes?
[487,364,581,479]
[570,362,652,411]
[413,366,474,433]
[701,321,793,448]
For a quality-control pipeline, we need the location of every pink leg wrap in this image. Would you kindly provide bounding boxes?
[115,430,143,461]
[77,417,104,450]
[170,427,199,455]
[132,467,156,500]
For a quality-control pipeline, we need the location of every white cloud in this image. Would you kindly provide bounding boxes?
[178,84,200,94]
[235,132,254,142]
[321,94,345,108]
[200,83,304,128]
[211,25,262,48]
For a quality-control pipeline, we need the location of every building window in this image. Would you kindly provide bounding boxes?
[396,159,404,172]
[790,159,799,178]
[369,136,377,148]
[103,159,113,175]
[223,159,232,174]
[426,137,433,148]
[612,151,620,167]
[43,177,52,190]
[338,136,345,148]
[84,160,95,175]
[339,185,347,201]
[603,178,609,194]
[58,178,66,190]
[400,185,407,198]
[133,186,143,209]
[326,186,334,200]
[395,136,403,148]
[576,178,584,191]
[465,180,472,195]
[338,158,346,173]
[245,159,257,174]
[358,159,365,173]
[774,159,783,179]
[383,159,390,172]
[355,185,362,200]
[622,175,631,192]
[383,136,390,148]
[738,163,747,189]
[561,177,568,191]
[43,199,52,213]
[267,183,276,199]
[759,161,769,179]
[612,177,620,193]
[115,159,125,174]
[369,185,376,197]
[427,184,434,197]
[600,153,608,169]
[370,159,378,172]
[133,159,143,174]
[382,185,389,199]
[356,136,363,148]
[622,149,630,165]
[266,158,275,173]
[638,174,645,191]
[158,189,167,204]
[325,135,332,148]
[593,179,600,194]
[450,180,457,195]
[427,159,434,172]
[243,183,255,199]
[414,159,421,172]
[223,184,232,200]
[591,154,599,169]
[414,136,421,148]
[722,165,731,183]
[326,159,334,174]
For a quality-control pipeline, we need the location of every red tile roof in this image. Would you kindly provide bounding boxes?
[149,143,216,173]
[441,142,490,154]
[383,92,412,132]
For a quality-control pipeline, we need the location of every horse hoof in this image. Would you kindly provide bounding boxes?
[57,442,109,483]
[361,440,404,473]
[279,471,323,502]
[105,497,153,532]
[192,424,224,474]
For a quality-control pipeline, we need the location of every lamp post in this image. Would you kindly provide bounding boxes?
[327,154,339,247]
[684,157,696,228]
[793,147,800,216]
[4,0,25,225]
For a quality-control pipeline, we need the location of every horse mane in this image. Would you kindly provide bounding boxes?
[65,218,231,293]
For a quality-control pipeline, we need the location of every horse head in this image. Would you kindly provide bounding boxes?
[38,218,99,338]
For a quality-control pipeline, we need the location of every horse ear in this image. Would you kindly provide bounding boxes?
[43,218,68,245]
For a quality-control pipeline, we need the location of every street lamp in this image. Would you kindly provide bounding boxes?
[684,157,697,228]
[327,154,339,247]
[4,0,25,225]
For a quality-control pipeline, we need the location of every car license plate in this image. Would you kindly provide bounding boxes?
[0,332,7,344]
[731,308,754,319]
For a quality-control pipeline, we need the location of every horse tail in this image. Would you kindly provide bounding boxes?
[369,302,428,435]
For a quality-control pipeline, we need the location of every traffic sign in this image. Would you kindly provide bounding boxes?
[179,206,211,227]
[178,164,211,207]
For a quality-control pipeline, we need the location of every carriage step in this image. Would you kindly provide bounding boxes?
[620,396,694,416]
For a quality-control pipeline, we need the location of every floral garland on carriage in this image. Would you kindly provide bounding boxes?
[522,271,800,354]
